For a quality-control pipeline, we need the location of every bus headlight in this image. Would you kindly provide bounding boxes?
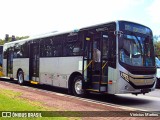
[120,72,129,82]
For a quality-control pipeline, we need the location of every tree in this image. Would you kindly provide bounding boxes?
[0,35,29,45]
[16,36,29,40]
[0,39,5,45]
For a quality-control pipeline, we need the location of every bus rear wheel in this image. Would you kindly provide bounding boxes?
[18,71,24,85]
[72,76,86,97]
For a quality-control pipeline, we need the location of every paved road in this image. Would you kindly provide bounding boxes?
[145,89,160,97]
[86,89,160,111]
[114,93,160,111]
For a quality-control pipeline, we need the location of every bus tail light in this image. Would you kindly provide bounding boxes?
[108,80,113,84]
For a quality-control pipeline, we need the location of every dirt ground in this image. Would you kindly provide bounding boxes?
[0,80,159,120]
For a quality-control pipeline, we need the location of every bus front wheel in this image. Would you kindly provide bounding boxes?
[18,71,24,85]
[72,76,86,97]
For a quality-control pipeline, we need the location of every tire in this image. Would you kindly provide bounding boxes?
[72,76,86,97]
[156,78,160,88]
[17,71,24,85]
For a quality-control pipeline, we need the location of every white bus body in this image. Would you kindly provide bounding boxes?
[2,21,156,96]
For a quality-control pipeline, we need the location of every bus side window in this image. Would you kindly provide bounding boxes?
[14,43,22,58]
[54,36,63,57]
[40,37,55,57]
[63,33,81,56]
[73,42,82,56]
[73,47,80,55]
[40,40,45,57]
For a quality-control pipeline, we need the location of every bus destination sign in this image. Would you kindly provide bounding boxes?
[125,24,149,34]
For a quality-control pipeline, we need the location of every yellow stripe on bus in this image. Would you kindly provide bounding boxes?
[84,60,93,71]
[30,81,39,84]
[102,61,108,69]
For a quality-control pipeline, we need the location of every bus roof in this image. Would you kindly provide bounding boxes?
[3,20,151,46]
[3,30,76,45]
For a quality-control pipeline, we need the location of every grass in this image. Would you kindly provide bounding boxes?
[0,89,78,120]
[0,89,48,111]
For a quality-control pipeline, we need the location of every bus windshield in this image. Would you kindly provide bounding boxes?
[120,34,154,67]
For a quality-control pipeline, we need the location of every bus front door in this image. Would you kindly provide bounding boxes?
[92,33,109,92]
[83,32,109,92]
[29,43,39,82]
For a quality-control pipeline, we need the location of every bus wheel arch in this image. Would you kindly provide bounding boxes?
[17,69,24,85]
[68,72,86,97]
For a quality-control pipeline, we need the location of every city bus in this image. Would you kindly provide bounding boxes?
[2,20,156,97]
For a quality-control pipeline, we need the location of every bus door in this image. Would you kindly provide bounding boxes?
[7,48,13,77]
[83,31,109,92]
[29,42,39,82]
[92,32,109,92]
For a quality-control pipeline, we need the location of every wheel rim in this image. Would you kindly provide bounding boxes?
[75,79,83,95]
[18,73,23,84]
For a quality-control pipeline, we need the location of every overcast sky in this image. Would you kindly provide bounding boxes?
[0,0,160,39]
